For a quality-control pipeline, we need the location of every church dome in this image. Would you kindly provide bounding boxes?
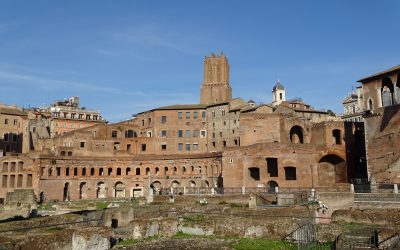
[273,81,285,91]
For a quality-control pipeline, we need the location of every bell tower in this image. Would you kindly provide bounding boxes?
[272,81,286,106]
[200,53,232,104]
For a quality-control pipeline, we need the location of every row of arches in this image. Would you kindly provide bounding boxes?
[43,164,221,178]
[290,125,343,145]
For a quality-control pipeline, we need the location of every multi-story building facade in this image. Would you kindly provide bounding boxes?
[49,96,106,137]
[342,86,364,122]
[0,53,366,202]
[0,104,29,156]
[357,65,400,184]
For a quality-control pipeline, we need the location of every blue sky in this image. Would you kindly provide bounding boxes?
[0,1,399,122]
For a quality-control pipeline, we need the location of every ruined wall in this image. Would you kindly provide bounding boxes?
[364,105,400,183]
[37,154,221,201]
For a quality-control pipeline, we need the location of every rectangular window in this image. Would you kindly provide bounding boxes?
[2,175,7,188]
[161,130,167,137]
[27,174,32,187]
[161,116,167,123]
[178,130,183,137]
[266,158,278,177]
[111,131,117,138]
[186,112,190,119]
[193,112,198,119]
[200,130,206,138]
[141,144,147,151]
[285,167,297,180]
[148,117,151,125]
[186,130,191,138]
[12,134,17,142]
[220,132,223,137]
[185,143,190,151]
[161,144,167,151]
[249,167,260,181]
[178,112,182,119]
[193,130,199,138]
[4,133,9,142]
[80,142,85,148]
[142,120,145,126]
[2,163,8,172]
[193,143,198,151]
[5,119,9,124]
[202,111,206,118]
[223,141,227,147]
[13,119,18,125]
[212,133,215,138]
[178,143,183,151]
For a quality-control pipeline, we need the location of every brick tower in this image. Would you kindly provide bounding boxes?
[200,53,232,104]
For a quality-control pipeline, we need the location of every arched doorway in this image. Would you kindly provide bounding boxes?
[114,182,125,198]
[267,181,278,193]
[97,182,107,198]
[63,183,70,201]
[39,191,45,204]
[79,182,87,199]
[290,126,304,144]
[171,180,180,188]
[189,180,196,187]
[151,181,162,195]
[318,154,346,185]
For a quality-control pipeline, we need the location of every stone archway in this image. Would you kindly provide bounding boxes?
[318,154,346,185]
[171,180,180,188]
[79,182,88,199]
[151,181,162,195]
[97,182,107,199]
[267,181,278,193]
[290,125,304,144]
[63,183,70,201]
[114,182,125,198]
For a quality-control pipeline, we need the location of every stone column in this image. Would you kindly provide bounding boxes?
[241,186,246,195]
[394,184,398,194]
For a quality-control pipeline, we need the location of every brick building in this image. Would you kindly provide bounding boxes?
[357,65,400,184]
[0,53,366,202]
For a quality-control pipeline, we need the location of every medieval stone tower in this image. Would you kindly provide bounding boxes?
[200,53,232,104]
[271,80,286,106]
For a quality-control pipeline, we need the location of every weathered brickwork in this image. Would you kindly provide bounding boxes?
[358,66,400,184]
[0,53,371,202]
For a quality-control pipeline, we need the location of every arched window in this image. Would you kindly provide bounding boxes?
[126,167,131,175]
[82,167,86,176]
[60,151,66,156]
[90,168,95,176]
[368,98,373,110]
[136,167,141,175]
[381,77,394,107]
[290,126,304,144]
[99,168,104,176]
[67,151,72,156]
[108,167,113,175]
[146,167,150,175]
[155,167,159,175]
[117,167,121,176]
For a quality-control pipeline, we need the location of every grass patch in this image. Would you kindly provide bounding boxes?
[342,222,367,231]
[37,202,56,211]
[95,202,109,210]
[173,231,196,239]
[230,238,297,250]
[183,214,206,223]
[116,235,159,247]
